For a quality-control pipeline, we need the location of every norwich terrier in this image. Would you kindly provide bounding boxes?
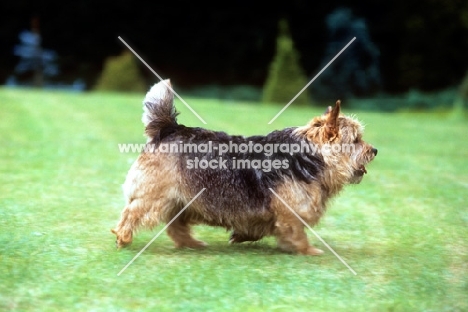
[112,80,377,255]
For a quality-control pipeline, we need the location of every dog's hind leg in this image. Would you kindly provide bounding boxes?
[111,198,162,248]
[166,216,207,249]
[111,204,137,248]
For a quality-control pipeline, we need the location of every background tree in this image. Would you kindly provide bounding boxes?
[262,19,311,106]
[451,70,468,118]
[310,8,381,101]
[12,17,58,87]
[1,1,468,96]
[94,50,147,93]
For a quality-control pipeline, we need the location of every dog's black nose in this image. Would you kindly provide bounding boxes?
[372,148,378,156]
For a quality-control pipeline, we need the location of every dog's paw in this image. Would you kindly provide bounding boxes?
[111,229,132,248]
[115,239,131,249]
[302,246,324,256]
[229,232,242,244]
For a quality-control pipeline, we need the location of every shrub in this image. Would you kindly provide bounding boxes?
[451,70,468,117]
[262,19,311,105]
[459,70,468,100]
[94,51,146,92]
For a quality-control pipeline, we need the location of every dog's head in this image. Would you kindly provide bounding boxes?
[296,100,377,184]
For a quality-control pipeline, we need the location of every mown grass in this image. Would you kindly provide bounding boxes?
[1,87,467,311]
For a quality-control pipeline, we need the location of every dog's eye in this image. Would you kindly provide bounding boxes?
[353,138,360,143]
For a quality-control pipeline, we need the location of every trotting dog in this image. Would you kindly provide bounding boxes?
[112,80,377,255]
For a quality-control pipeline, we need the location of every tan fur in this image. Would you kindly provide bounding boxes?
[112,152,191,247]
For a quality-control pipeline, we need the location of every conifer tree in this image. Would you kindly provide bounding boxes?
[95,50,146,92]
[262,19,310,105]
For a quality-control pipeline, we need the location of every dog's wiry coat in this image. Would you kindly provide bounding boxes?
[112,80,377,255]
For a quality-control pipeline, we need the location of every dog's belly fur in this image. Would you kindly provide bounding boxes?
[180,169,277,240]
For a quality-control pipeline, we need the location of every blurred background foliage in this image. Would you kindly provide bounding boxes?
[262,19,311,106]
[94,51,146,93]
[1,0,467,110]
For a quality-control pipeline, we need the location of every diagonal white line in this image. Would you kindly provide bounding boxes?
[268,37,356,124]
[269,188,357,275]
[118,36,207,124]
[117,188,206,276]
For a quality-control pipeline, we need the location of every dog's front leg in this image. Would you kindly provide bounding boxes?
[166,217,207,249]
[274,218,323,255]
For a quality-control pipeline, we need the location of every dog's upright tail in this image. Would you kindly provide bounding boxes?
[142,79,179,141]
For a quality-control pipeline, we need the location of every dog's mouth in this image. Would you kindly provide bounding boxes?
[355,165,367,176]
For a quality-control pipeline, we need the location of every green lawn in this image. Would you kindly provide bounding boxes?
[1,87,467,311]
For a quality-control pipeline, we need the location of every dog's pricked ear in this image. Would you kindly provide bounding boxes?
[323,106,332,116]
[325,100,341,140]
[331,100,341,118]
